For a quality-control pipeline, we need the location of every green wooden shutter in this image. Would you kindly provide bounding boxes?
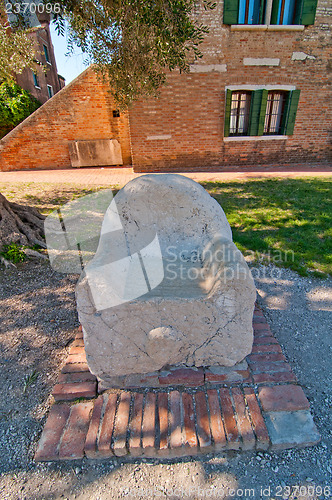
[223,0,240,24]
[249,89,268,136]
[284,89,301,135]
[280,92,292,133]
[257,90,268,135]
[259,0,265,23]
[293,0,303,24]
[224,89,232,137]
[270,0,280,24]
[299,0,318,24]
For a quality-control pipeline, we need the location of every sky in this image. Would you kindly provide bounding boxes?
[50,22,87,84]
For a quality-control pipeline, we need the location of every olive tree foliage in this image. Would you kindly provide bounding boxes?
[53,0,215,107]
[0,21,37,82]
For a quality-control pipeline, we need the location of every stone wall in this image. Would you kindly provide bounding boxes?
[0,68,132,171]
[129,0,331,171]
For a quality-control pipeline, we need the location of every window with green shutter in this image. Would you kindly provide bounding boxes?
[223,0,317,25]
[224,88,300,137]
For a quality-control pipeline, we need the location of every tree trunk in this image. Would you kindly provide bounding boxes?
[0,192,46,252]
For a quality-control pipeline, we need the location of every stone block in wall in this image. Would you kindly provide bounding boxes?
[69,139,123,168]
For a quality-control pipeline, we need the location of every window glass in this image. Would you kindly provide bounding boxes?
[230,92,252,135]
[238,0,261,24]
[264,92,286,134]
[43,44,50,63]
[277,0,296,24]
[32,72,39,87]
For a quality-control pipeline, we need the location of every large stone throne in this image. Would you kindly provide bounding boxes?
[76,174,256,388]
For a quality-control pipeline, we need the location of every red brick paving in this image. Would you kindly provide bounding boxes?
[195,391,213,452]
[52,381,97,401]
[35,305,320,460]
[61,362,90,374]
[58,402,93,460]
[169,391,183,454]
[1,166,331,189]
[231,387,256,450]
[205,368,252,384]
[219,388,241,450]
[258,385,311,412]
[128,393,144,456]
[84,395,104,459]
[112,391,131,456]
[244,388,270,450]
[253,371,297,384]
[35,404,70,461]
[253,336,279,345]
[206,389,227,450]
[182,393,198,454]
[98,393,117,457]
[159,367,204,386]
[142,393,157,456]
[158,393,169,455]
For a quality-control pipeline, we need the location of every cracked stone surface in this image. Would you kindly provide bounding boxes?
[76,174,256,382]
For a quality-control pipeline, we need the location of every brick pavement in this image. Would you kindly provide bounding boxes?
[0,165,331,189]
[34,304,320,461]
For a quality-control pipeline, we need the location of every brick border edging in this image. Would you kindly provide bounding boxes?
[35,305,320,461]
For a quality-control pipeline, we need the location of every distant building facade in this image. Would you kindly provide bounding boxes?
[15,13,65,104]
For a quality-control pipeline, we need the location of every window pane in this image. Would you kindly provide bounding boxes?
[283,0,296,23]
[264,92,286,134]
[239,0,261,23]
[238,0,247,23]
[32,72,39,87]
[230,92,251,135]
[276,0,296,24]
[264,99,272,132]
[43,44,50,63]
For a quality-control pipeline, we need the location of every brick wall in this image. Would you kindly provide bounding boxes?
[0,67,132,171]
[129,0,332,171]
[1,1,331,173]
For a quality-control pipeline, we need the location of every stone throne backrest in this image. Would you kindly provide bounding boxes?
[76,174,256,387]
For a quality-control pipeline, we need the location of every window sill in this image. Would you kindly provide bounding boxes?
[46,61,52,65]
[224,135,288,142]
[230,24,304,31]
[34,86,41,89]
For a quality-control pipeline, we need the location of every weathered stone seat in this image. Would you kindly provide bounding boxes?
[76,174,256,386]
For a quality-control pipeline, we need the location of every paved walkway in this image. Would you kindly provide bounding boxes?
[0,165,331,187]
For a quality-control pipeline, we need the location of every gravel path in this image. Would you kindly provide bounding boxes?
[0,261,331,500]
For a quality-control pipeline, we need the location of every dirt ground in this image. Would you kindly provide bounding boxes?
[0,258,331,500]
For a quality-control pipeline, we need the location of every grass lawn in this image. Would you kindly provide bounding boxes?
[202,177,331,277]
[1,176,331,277]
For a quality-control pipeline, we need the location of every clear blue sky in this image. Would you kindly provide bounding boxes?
[50,22,87,84]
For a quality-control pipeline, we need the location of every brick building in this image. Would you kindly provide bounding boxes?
[0,0,331,172]
[15,13,65,104]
